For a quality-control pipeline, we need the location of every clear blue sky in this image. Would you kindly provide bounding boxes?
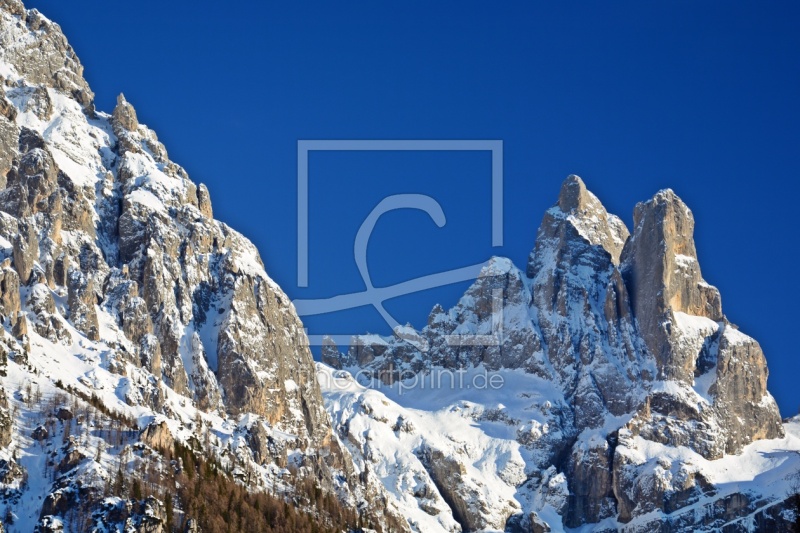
[27,1,800,415]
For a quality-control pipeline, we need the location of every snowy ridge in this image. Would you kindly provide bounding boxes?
[0,2,402,531]
[328,175,793,531]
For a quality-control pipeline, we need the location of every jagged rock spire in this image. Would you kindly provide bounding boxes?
[557,174,594,212]
[621,188,723,383]
[112,93,138,132]
[528,175,644,432]
[618,187,782,461]
[532,174,630,267]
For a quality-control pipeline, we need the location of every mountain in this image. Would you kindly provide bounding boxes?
[0,1,407,531]
[323,176,799,532]
[1,1,798,532]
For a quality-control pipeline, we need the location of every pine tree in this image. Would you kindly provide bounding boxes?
[132,478,142,500]
[164,492,174,531]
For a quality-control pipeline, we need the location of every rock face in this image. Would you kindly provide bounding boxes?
[0,2,404,531]
[621,189,723,384]
[0,1,792,532]
[0,0,329,443]
[330,175,787,531]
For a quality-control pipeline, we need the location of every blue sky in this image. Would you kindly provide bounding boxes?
[28,1,800,415]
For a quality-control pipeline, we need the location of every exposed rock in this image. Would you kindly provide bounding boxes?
[197,183,212,218]
[420,443,518,531]
[554,175,630,263]
[140,420,173,451]
[0,3,384,529]
[0,397,11,447]
[564,442,616,527]
[57,446,87,473]
[321,335,343,369]
[621,189,723,384]
[0,2,94,111]
[40,489,75,520]
[12,217,38,284]
[136,497,166,533]
[15,85,52,120]
[710,324,784,453]
[31,424,48,440]
[0,1,792,531]
[112,93,138,132]
[0,260,21,322]
[335,176,788,530]
[0,92,17,183]
[66,267,99,340]
[12,311,27,338]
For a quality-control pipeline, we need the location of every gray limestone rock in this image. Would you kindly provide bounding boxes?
[0,3,94,111]
[66,267,98,341]
[321,335,343,369]
[197,183,213,218]
[621,189,723,384]
[112,93,138,132]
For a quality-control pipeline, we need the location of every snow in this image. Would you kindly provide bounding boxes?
[0,8,796,531]
[674,311,719,337]
[674,254,697,269]
[319,363,572,532]
[723,324,753,346]
[356,334,389,346]
[127,188,166,214]
[7,87,115,194]
[615,422,800,531]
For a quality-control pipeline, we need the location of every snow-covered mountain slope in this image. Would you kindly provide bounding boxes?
[1,0,796,531]
[320,361,800,532]
[0,1,404,531]
[324,176,797,532]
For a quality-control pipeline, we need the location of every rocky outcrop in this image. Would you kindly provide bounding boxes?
[621,189,723,384]
[0,1,791,531]
[0,386,10,448]
[0,1,94,111]
[0,1,392,530]
[0,259,21,322]
[197,183,212,219]
[0,92,17,183]
[140,421,173,451]
[332,175,787,531]
[419,444,508,531]
[527,175,644,431]
[66,268,98,341]
[710,325,783,453]
[321,335,343,369]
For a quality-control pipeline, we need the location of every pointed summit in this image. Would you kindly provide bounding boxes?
[621,188,723,383]
[623,188,722,324]
[557,174,591,213]
[112,92,138,132]
[531,175,630,267]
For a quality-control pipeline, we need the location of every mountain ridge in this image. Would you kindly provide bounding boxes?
[324,174,792,531]
[0,1,405,531]
[0,0,797,532]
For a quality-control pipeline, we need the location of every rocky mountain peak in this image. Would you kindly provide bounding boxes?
[556,174,591,212]
[0,0,94,112]
[531,174,630,270]
[0,2,406,530]
[329,175,788,530]
[112,92,139,132]
[0,2,795,531]
[621,188,723,384]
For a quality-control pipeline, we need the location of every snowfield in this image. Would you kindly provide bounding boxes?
[319,362,800,532]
